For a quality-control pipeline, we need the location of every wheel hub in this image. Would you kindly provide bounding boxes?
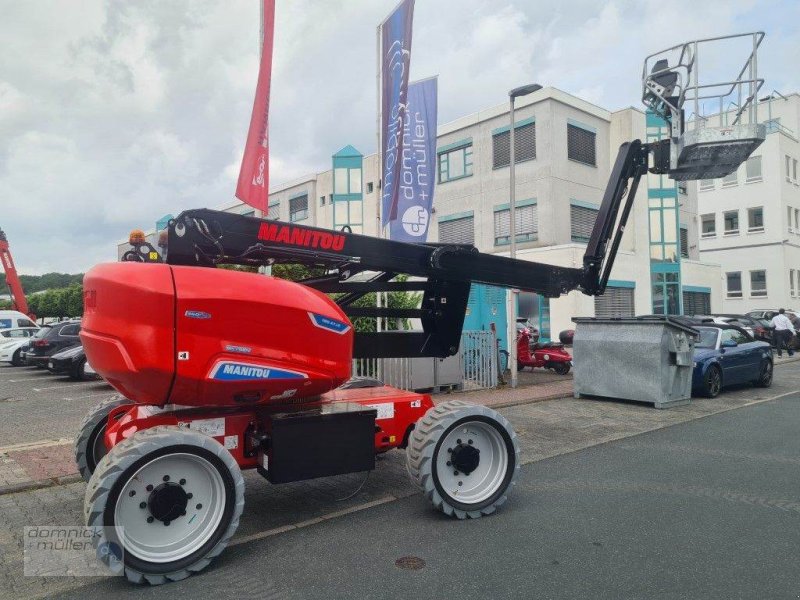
[450,443,480,475]
[147,482,188,523]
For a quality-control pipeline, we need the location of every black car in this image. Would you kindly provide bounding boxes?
[48,344,97,380]
[26,321,81,367]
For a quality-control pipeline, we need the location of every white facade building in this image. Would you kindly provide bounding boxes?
[120,87,723,338]
[698,93,800,313]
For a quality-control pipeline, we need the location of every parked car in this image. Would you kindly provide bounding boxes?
[746,310,800,349]
[0,327,41,366]
[692,314,771,342]
[25,321,81,368]
[692,325,773,398]
[0,310,37,331]
[48,345,98,380]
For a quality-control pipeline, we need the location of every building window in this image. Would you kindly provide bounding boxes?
[794,159,798,182]
[683,290,711,315]
[438,144,474,183]
[796,209,800,231]
[699,179,715,191]
[570,204,598,242]
[721,169,738,187]
[366,182,374,194]
[789,206,794,233]
[334,167,362,195]
[745,155,762,182]
[289,195,308,222]
[329,194,334,203]
[726,272,742,298]
[594,286,635,318]
[494,203,538,245]
[701,213,716,237]
[438,216,475,245]
[320,196,326,206]
[267,203,280,220]
[679,226,689,258]
[750,270,767,297]
[790,269,796,297]
[723,210,739,235]
[787,155,792,180]
[567,124,596,166]
[492,122,536,169]
[747,207,764,232]
[678,182,688,195]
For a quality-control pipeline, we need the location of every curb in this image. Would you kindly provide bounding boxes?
[0,473,82,497]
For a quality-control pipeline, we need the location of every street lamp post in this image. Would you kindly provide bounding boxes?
[507,83,542,389]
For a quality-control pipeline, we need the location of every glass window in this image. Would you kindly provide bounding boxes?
[289,195,308,222]
[439,216,475,245]
[790,269,796,297]
[794,159,798,181]
[334,202,348,225]
[567,124,596,166]
[787,155,792,179]
[494,204,538,245]
[695,328,719,349]
[747,207,764,232]
[17,319,35,328]
[492,123,536,169]
[795,209,800,231]
[678,182,688,195]
[267,203,280,220]
[60,324,80,336]
[438,144,473,183]
[679,227,689,258]
[366,182,374,194]
[721,169,738,186]
[334,168,348,194]
[750,270,767,297]
[745,155,762,181]
[349,168,362,194]
[726,272,742,298]
[320,196,326,206]
[570,205,598,242]
[699,179,715,191]
[789,206,794,232]
[723,210,739,234]
[701,213,716,237]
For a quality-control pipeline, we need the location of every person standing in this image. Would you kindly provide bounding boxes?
[770,308,796,357]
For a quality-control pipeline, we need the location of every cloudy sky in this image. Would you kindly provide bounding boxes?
[1,0,798,274]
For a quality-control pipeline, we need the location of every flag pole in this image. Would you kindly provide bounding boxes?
[376,19,383,338]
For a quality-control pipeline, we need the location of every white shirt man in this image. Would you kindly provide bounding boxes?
[770,310,796,357]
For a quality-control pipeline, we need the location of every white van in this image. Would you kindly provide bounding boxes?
[0,310,37,331]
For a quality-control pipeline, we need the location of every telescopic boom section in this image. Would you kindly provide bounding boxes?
[0,229,31,317]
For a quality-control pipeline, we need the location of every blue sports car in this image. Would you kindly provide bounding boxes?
[692,325,773,398]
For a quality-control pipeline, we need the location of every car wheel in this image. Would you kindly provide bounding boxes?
[703,365,722,398]
[753,360,773,388]
[11,349,23,367]
[72,357,89,381]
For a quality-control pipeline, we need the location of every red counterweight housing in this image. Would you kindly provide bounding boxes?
[81,263,353,407]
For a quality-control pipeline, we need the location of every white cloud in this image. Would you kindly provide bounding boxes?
[0,0,796,274]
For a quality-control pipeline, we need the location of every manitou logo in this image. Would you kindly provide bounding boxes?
[257,222,345,251]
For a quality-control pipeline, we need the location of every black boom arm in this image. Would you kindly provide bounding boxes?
[163,140,651,358]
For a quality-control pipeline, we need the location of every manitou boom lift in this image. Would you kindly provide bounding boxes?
[0,228,33,318]
[76,33,767,585]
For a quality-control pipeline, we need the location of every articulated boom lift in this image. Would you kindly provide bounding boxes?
[76,34,767,585]
[0,228,33,319]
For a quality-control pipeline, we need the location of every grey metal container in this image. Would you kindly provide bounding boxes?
[572,316,697,409]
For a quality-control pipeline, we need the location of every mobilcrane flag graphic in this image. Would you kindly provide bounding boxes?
[236,0,276,213]
[380,0,415,227]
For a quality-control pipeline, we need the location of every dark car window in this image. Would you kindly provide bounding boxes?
[59,324,80,336]
[33,327,52,339]
[696,329,718,349]
[720,329,750,345]
[17,318,36,328]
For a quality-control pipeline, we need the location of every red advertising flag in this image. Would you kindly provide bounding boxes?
[236,0,276,213]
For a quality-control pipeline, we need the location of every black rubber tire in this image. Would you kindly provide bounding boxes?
[73,357,91,381]
[406,400,520,519]
[11,349,23,366]
[74,395,133,482]
[551,362,571,375]
[84,426,245,584]
[753,359,773,388]
[703,365,722,398]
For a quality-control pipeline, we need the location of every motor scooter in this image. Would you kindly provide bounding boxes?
[516,327,572,375]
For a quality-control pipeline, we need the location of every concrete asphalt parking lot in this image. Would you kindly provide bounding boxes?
[0,359,798,599]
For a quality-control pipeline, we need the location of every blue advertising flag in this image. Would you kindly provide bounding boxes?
[388,77,438,242]
[380,0,415,227]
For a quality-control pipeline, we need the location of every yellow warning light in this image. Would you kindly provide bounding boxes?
[129,229,146,245]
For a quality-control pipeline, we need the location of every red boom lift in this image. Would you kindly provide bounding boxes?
[75,35,766,584]
[0,228,34,319]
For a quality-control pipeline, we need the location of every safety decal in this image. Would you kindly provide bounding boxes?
[308,312,351,335]
[365,402,395,420]
[208,361,307,381]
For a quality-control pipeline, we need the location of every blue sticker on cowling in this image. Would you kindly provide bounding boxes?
[308,312,350,334]
[210,362,306,381]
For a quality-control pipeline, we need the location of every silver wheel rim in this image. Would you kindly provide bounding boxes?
[709,370,721,395]
[114,453,227,564]
[762,362,772,384]
[436,421,509,505]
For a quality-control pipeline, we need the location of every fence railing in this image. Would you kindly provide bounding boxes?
[460,330,499,391]
[352,357,412,390]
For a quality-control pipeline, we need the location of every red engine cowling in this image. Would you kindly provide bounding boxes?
[81,263,353,407]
